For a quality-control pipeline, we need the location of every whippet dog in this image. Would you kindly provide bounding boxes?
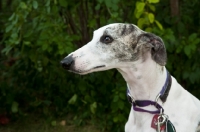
[60,23,200,132]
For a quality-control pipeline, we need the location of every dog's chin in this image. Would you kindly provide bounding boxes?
[69,65,106,75]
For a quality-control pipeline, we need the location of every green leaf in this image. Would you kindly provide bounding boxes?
[190,44,196,51]
[192,39,200,45]
[119,93,125,100]
[105,0,113,8]
[113,95,119,102]
[68,94,77,104]
[95,4,101,10]
[112,12,118,18]
[51,121,57,126]
[136,2,145,12]
[45,0,51,6]
[54,0,57,4]
[137,18,146,29]
[148,5,156,12]
[43,100,51,106]
[188,33,197,42]
[148,13,154,23]
[145,27,152,32]
[135,2,145,18]
[112,4,118,11]
[176,45,183,53]
[177,22,184,33]
[11,101,19,113]
[42,43,48,51]
[33,1,38,9]
[8,13,15,21]
[155,20,163,30]
[12,15,18,25]
[113,116,118,122]
[11,33,18,39]
[23,41,31,45]
[118,101,124,110]
[90,102,97,114]
[183,71,189,79]
[135,11,143,19]
[97,0,103,3]
[148,0,160,3]
[47,6,51,13]
[58,0,68,7]
[184,45,191,57]
[5,25,13,33]
[20,2,27,9]
[1,45,12,55]
[113,0,120,4]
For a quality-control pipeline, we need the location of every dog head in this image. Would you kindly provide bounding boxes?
[60,23,166,74]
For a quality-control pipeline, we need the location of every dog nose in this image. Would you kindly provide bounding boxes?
[60,55,74,70]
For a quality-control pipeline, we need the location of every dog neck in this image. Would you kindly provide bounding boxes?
[117,55,167,101]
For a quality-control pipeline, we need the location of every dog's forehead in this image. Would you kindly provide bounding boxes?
[93,23,118,34]
[94,23,139,37]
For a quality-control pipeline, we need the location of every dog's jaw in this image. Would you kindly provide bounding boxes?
[68,65,107,75]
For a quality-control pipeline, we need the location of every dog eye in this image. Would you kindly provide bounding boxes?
[100,35,113,44]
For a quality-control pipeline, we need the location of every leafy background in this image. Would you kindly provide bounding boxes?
[0,0,200,131]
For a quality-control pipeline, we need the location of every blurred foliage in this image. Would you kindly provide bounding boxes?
[0,0,200,131]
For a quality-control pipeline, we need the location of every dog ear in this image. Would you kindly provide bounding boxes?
[151,36,167,66]
[139,33,167,66]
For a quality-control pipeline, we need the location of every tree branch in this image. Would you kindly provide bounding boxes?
[170,0,179,17]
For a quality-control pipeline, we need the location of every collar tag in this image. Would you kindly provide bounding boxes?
[151,114,166,131]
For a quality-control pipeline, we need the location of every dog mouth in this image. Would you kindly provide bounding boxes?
[69,65,106,75]
[93,65,106,69]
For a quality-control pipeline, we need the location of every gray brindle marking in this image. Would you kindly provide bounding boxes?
[61,23,200,132]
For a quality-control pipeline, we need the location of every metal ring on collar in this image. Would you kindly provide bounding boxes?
[127,93,135,104]
[155,93,161,108]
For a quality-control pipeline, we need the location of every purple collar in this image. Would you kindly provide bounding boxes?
[127,70,172,114]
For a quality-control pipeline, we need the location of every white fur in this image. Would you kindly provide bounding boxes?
[63,23,200,132]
